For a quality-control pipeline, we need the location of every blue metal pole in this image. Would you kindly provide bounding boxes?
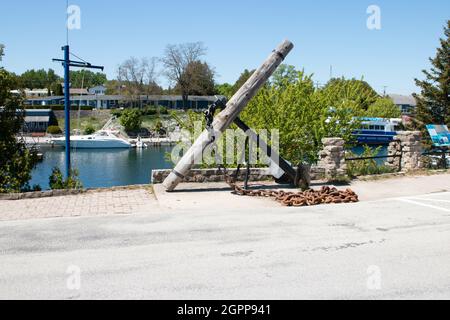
[63,45,71,178]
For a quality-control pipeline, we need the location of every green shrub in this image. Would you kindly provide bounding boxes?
[142,106,157,116]
[155,120,167,135]
[120,108,143,132]
[346,145,395,178]
[49,167,83,190]
[84,125,96,135]
[47,125,62,134]
[111,109,123,117]
[159,106,169,115]
[141,106,169,116]
[366,98,402,118]
[20,184,42,193]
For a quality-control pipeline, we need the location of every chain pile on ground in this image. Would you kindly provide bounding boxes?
[228,182,359,207]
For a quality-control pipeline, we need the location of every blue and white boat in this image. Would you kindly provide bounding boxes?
[353,118,402,145]
[51,130,131,149]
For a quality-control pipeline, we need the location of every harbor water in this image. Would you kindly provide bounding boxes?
[30,146,174,190]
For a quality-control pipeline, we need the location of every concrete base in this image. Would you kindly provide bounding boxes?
[153,182,280,211]
[153,173,450,210]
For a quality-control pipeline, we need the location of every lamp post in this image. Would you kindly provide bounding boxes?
[53,46,104,178]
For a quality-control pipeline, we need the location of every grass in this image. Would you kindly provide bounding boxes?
[56,110,112,134]
[55,109,185,134]
[141,110,186,131]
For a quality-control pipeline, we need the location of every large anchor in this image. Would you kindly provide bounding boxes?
[163,40,295,192]
[204,97,305,189]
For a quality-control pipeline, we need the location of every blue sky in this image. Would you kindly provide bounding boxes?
[0,0,449,95]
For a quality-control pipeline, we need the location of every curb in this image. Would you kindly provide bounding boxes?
[0,184,153,201]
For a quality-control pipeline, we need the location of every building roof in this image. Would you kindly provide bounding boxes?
[25,116,50,122]
[89,85,107,89]
[68,88,89,95]
[25,88,49,93]
[25,109,52,113]
[26,95,224,102]
[389,94,417,106]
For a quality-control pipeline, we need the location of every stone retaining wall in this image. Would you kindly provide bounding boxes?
[151,137,346,184]
[317,138,347,181]
[152,167,326,184]
[386,131,423,171]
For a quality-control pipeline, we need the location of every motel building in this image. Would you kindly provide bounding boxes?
[24,94,221,110]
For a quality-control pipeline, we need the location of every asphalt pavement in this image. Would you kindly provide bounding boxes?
[0,185,449,299]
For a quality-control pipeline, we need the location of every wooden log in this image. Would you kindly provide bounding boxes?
[163,40,294,191]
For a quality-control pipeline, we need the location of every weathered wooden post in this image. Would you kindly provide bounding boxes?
[163,40,294,191]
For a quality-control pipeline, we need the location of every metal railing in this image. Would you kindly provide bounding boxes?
[345,146,450,172]
[345,153,403,172]
[422,148,449,169]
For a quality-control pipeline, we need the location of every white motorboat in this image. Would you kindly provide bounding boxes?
[135,136,148,149]
[51,130,131,149]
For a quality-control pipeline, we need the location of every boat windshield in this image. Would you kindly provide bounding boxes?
[96,130,120,138]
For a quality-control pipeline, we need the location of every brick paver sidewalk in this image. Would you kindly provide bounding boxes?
[0,189,157,221]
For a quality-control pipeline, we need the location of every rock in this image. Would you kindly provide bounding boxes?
[322,138,345,147]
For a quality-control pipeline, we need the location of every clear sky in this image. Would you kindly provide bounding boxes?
[0,0,449,95]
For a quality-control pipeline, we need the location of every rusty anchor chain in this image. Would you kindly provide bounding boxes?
[225,177,359,207]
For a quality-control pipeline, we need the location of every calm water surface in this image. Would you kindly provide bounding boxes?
[31,146,174,190]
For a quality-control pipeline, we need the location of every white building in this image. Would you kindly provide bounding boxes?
[88,85,107,95]
[390,94,417,115]
[10,88,51,97]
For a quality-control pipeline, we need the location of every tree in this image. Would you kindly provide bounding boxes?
[117,57,160,107]
[50,82,63,96]
[18,68,62,91]
[69,70,107,89]
[162,42,208,108]
[175,61,216,96]
[19,69,48,89]
[105,80,122,95]
[414,20,450,128]
[366,97,402,118]
[231,69,255,96]
[240,71,359,165]
[146,81,164,96]
[120,109,142,132]
[271,64,299,87]
[215,83,234,98]
[0,67,39,193]
[322,77,379,112]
